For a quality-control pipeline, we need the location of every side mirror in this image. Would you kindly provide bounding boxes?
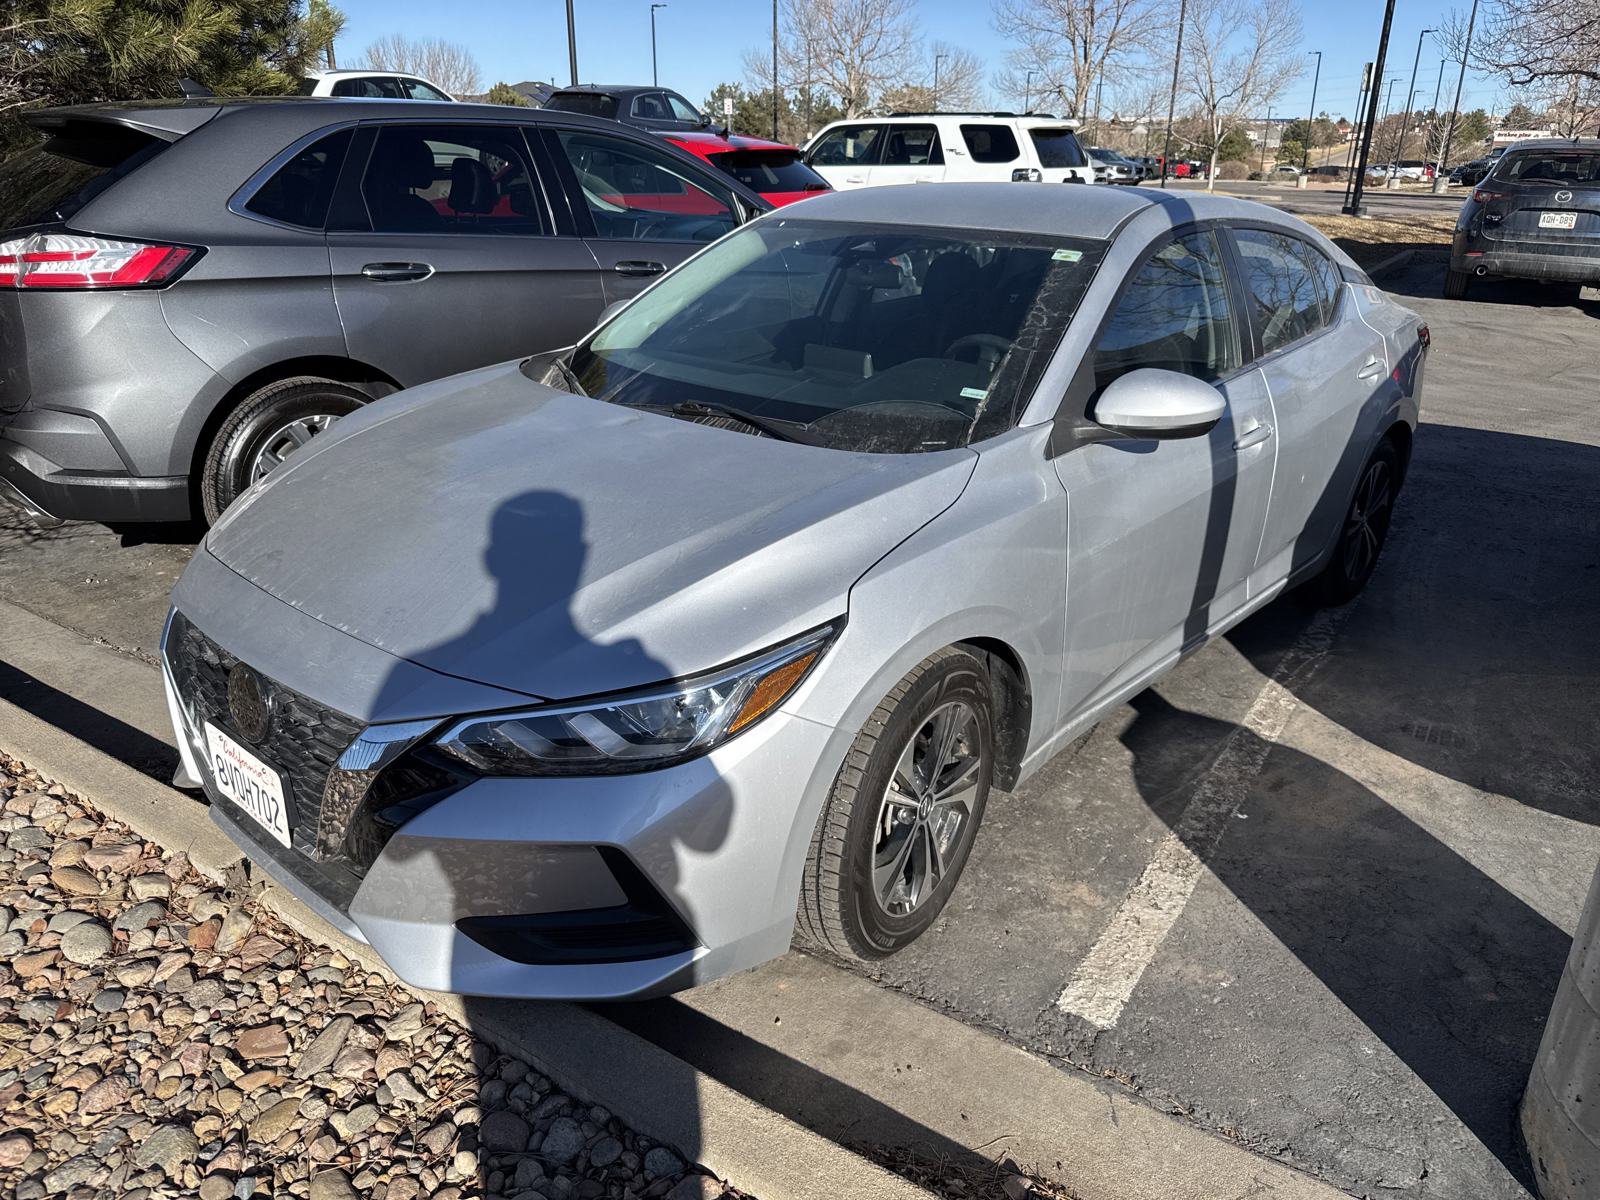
[1091,368,1225,439]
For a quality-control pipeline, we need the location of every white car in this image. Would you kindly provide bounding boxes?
[297,69,454,102]
[803,112,1095,189]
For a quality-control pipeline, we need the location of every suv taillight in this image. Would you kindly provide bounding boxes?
[1471,188,1508,204]
[0,232,195,290]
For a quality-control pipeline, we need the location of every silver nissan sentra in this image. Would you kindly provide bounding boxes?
[163,184,1426,999]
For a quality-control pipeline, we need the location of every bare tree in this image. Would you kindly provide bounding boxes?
[1182,0,1304,189]
[1530,74,1600,136]
[992,0,1167,119]
[361,35,482,96]
[748,0,921,116]
[878,42,985,112]
[1443,0,1600,88]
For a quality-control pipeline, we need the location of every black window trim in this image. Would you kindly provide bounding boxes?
[1219,220,1342,366]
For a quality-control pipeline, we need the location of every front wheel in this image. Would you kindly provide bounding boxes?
[796,647,995,962]
[200,377,367,523]
[1303,439,1401,607]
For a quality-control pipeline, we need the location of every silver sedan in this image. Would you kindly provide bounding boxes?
[162,184,1426,999]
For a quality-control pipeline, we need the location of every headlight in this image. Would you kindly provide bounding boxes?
[433,623,838,776]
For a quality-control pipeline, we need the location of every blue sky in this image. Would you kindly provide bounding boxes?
[333,0,1512,120]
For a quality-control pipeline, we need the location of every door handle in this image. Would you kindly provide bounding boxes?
[844,174,866,184]
[361,262,433,283]
[613,260,667,277]
[1233,422,1273,451]
[1357,356,1386,380]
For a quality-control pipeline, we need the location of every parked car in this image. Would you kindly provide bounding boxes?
[1272,164,1303,179]
[1371,160,1433,182]
[298,69,454,101]
[161,183,1426,999]
[1445,138,1600,299]
[659,130,830,206]
[1086,147,1141,184]
[0,98,770,527]
[1449,148,1503,186]
[544,84,711,133]
[803,112,1094,189]
[1307,164,1347,180]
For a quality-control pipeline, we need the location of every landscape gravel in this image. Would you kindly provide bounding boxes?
[0,751,737,1200]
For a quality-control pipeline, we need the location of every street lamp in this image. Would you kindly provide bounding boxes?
[1259,104,1273,173]
[1345,0,1398,216]
[933,52,947,112]
[650,4,666,88]
[770,0,779,140]
[1160,0,1189,189]
[566,0,578,87]
[1435,0,1481,191]
[1303,50,1322,171]
[1023,68,1037,114]
[1392,27,1435,183]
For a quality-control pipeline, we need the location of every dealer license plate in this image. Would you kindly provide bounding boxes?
[204,722,292,848]
[1539,212,1578,230]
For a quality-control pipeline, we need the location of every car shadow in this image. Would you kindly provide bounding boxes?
[1380,258,1600,314]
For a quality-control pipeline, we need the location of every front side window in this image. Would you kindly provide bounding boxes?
[666,93,704,123]
[961,124,1020,164]
[632,92,672,121]
[555,132,736,241]
[1094,230,1239,389]
[808,125,884,166]
[361,125,547,235]
[560,218,1106,454]
[245,129,352,228]
[1233,228,1326,354]
[399,78,452,102]
[882,125,942,166]
[1030,128,1086,168]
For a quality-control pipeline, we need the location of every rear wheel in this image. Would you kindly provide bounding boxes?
[1303,439,1401,607]
[1443,267,1471,299]
[200,377,367,523]
[797,647,994,962]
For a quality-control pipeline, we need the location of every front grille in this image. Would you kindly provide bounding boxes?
[165,610,363,859]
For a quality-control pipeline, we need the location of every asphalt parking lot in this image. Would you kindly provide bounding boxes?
[3,254,1598,1199]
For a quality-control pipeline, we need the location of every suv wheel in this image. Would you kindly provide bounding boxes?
[201,377,367,523]
[1443,267,1471,299]
[797,646,995,962]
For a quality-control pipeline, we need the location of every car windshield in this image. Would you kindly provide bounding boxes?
[710,149,829,193]
[1496,151,1600,185]
[558,218,1105,454]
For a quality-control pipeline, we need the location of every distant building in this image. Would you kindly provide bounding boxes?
[1492,127,1554,147]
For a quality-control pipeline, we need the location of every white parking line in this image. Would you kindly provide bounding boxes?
[1056,608,1348,1030]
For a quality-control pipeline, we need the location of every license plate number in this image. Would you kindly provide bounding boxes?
[204,722,292,848]
[1539,212,1578,230]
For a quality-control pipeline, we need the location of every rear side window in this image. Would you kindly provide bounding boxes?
[245,129,352,228]
[332,76,399,98]
[547,92,620,119]
[0,121,167,233]
[881,124,942,166]
[1095,230,1239,389]
[1030,128,1086,168]
[1233,228,1326,354]
[961,124,1020,164]
[360,125,549,235]
[808,124,884,166]
[1495,151,1600,184]
[710,150,828,194]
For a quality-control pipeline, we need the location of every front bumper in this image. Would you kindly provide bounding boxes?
[162,604,845,1000]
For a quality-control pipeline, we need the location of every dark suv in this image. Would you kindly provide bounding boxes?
[545,85,711,133]
[0,97,767,525]
[1446,138,1600,299]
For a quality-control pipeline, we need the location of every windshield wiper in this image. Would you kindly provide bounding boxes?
[538,355,588,397]
[639,399,821,445]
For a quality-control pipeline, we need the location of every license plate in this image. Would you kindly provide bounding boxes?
[204,722,292,848]
[1539,212,1578,230]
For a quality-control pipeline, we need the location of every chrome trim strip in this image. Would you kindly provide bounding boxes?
[314,719,440,861]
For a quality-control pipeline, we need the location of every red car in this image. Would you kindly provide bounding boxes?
[659,131,832,207]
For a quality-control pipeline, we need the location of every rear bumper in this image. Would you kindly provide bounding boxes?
[0,436,190,524]
[1453,232,1600,284]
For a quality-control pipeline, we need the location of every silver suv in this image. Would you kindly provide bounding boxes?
[0,98,768,525]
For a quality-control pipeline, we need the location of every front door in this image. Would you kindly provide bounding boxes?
[541,127,744,307]
[1054,228,1277,719]
[804,123,887,190]
[329,122,605,387]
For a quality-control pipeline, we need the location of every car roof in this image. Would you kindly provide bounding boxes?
[303,69,431,79]
[1500,138,1600,152]
[767,181,1278,240]
[551,84,663,97]
[664,130,794,153]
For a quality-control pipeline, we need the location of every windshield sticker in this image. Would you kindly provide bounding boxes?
[960,387,990,400]
[1052,248,1084,262]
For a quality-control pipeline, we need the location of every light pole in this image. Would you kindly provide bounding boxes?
[1302,49,1322,170]
[650,4,666,87]
[1023,68,1037,114]
[1160,0,1188,188]
[1392,27,1434,183]
[1435,0,1480,191]
[566,0,578,87]
[1345,0,1397,216]
[770,0,779,140]
[933,51,947,112]
[1259,105,1274,173]
[1343,62,1372,209]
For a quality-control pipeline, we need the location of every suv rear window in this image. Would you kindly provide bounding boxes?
[547,92,620,119]
[1496,150,1600,185]
[244,129,353,228]
[961,124,1020,163]
[0,120,167,233]
[710,150,828,194]
[1031,128,1086,168]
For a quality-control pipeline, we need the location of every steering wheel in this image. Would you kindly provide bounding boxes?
[943,333,1013,375]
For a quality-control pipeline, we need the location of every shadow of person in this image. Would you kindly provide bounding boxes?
[1118,688,1569,1190]
[356,489,732,1198]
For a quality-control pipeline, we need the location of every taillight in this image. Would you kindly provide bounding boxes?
[1417,323,1430,351]
[0,232,195,290]
[1471,188,1508,204]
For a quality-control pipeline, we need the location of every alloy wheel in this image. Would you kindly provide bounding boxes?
[250,413,336,482]
[1342,458,1393,582]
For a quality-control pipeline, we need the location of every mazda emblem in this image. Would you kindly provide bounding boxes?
[227,665,272,744]
[1555,190,1573,204]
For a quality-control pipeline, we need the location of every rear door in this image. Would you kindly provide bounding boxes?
[327,121,605,387]
[867,123,946,186]
[804,123,886,189]
[540,126,746,305]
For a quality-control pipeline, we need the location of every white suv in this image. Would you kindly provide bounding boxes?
[297,69,454,102]
[802,113,1094,189]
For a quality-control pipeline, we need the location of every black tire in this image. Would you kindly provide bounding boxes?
[200,377,367,523]
[1443,267,1471,299]
[797,646,995,962]
[1303,438,1402,607]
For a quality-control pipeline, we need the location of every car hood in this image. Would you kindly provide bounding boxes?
[204,363,977,701]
